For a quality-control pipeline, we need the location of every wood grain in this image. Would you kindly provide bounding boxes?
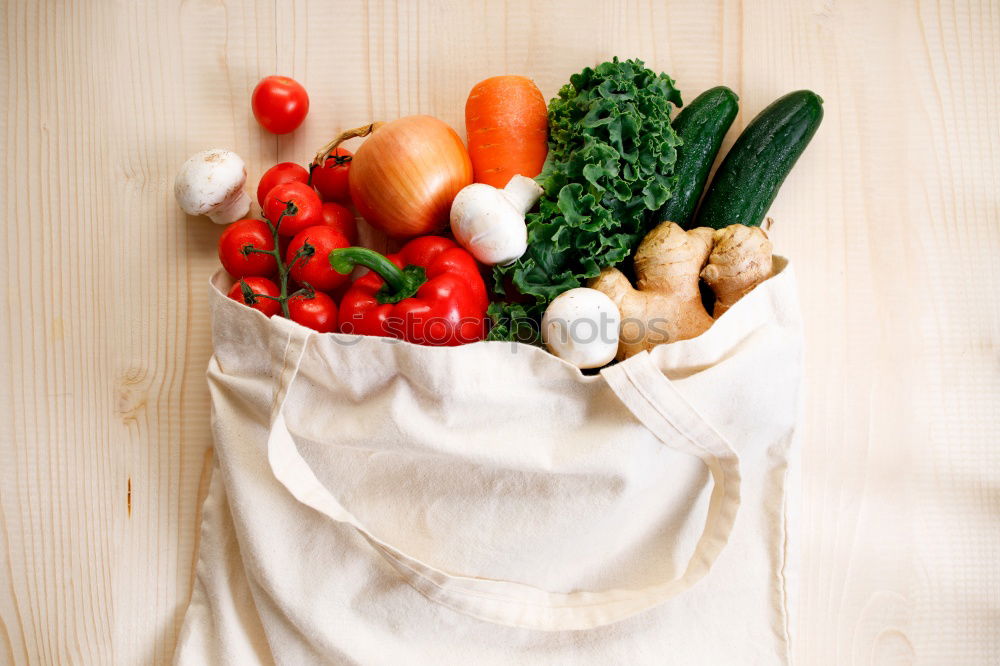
[0,0,997,663]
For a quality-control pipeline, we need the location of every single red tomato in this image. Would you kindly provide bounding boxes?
[288,291,338,333]
[311,148,353,204]
[319,202,358,244]
[286,225,351,291]
[218,219,277,278]
[257,162,308,208]
[227,277,280,317]
[264,181,323,237]
[251,76,309,134]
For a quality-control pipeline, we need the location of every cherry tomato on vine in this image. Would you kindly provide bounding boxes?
[263,181,323,237]
[251,76,309,134]
[257,162,308,208]
[288,291,338,333]
[319,202,358,244]
[311,148,353,204]
[286,225,351,292]
[218,219,277,278]
[227,277,280,317]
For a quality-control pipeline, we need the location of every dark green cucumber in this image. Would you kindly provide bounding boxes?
[658,86,739,229]
[695,90,823,229]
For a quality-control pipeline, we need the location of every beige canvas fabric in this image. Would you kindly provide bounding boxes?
[175,257,802,665]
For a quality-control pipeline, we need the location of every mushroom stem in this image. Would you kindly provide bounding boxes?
[502,175,544,215]
[206,190,251,225]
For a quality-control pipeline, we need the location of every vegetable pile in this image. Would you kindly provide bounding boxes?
[489,59,684,340]
[176,59,822,367]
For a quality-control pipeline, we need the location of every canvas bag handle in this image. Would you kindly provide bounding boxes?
[265,321,741,631]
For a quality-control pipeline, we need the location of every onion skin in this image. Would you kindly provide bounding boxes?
[349,115,473,239]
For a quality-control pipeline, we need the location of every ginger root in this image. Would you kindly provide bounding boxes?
[589,222,715,360]
[700,225,773,317]
[588,221,774,360]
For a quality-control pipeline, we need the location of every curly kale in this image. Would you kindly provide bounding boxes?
[488,58,683,341]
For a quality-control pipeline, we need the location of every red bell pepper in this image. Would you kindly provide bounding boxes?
[329,236,488,346]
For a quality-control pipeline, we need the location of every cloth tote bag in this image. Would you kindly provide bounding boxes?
[175,257,803,665]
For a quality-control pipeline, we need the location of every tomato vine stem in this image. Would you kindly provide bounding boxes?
[235,201,314,319]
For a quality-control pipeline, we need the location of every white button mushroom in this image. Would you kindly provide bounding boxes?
[541,288,621,369]
[174,149,251,224]
[449,174,543,265]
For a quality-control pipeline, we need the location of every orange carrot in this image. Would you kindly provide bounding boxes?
[465,75,548,189]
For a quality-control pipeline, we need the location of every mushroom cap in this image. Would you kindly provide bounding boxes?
[450,183,528,265]
[174,149,248,215]
[541,287,621,369]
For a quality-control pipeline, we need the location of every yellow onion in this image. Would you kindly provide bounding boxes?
[314,116,472,239]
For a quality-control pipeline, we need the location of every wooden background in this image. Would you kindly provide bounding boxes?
[1,0,997,663]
